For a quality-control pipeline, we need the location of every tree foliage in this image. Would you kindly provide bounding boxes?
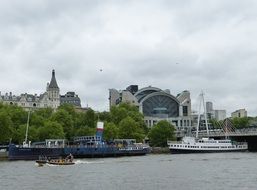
[38,121,65,140]
[148,120,176,147]
[0,102,176,146]
[232,117,250,128]
[103,122,118,141]
[51,109,74,140]
[209,119,223,129]
[118,116,145,142]
[0,111,13,143]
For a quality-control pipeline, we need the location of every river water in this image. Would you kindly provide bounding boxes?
[0,152,256,190]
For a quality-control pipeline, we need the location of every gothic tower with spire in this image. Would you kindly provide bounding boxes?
[47,69,60,109]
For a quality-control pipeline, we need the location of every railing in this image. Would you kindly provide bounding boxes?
[175,128,257,138]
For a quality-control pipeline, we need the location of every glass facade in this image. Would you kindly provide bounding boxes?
[142,94,179,117]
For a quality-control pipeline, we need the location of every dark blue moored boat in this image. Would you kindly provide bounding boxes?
[8,122,150,160]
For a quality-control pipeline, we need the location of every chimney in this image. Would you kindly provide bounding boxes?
[96,122,104,140]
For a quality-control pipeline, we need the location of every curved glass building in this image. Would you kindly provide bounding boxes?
[109,85,192,129]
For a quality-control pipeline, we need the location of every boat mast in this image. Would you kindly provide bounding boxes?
[202,92,209,136]
[24,110,30,146]
[196,94,202,139]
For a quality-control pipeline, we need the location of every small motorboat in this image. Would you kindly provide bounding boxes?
[48,154,75,165]
[48,159,75,165]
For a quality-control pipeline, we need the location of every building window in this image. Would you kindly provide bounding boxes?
[183,106,188,116]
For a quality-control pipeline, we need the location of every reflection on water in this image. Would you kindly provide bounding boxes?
[1,153,257,190]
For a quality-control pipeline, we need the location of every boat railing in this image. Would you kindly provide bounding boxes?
[231,141,248,146]
[167,141,183,145]
[118,146,145,151]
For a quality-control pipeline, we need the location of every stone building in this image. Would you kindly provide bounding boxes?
[0,70,60,110]
[231,109,247,118]
[60,91,81,107]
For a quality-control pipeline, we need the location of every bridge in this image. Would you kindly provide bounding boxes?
[176,128,257,138]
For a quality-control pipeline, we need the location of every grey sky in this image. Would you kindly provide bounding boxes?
[1,0,257,116]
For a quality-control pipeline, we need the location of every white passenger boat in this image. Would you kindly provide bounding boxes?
[167,92,248,154]
[168,137,248,153]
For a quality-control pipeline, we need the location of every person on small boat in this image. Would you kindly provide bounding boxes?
[66,153,74,162]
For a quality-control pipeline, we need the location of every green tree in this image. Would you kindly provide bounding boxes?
[232,117,250,128]
[34,108,53,120]
[148,120,175,147]
[58,104,77,118]
[248,117,257,127]
[7,106,27,129]
[0,111,13,143]
[30,114,45,128]
[110,106,128,125]
[209,119,223,129]
[104,122,118,141]
[73,112,85,127]
[98,111,112,123]
[50,109,74,140]
[109,103,148,133]
[16,124,39,143]
[38,121,65,140]
[74,126,95,137]
[118,116,145,142]
[85,109,96,128]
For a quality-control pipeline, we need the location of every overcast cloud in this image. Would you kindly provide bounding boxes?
[1,0,257,116]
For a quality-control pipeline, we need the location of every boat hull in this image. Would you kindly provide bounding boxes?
[8,144,150,160]
[8,145,64,160]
